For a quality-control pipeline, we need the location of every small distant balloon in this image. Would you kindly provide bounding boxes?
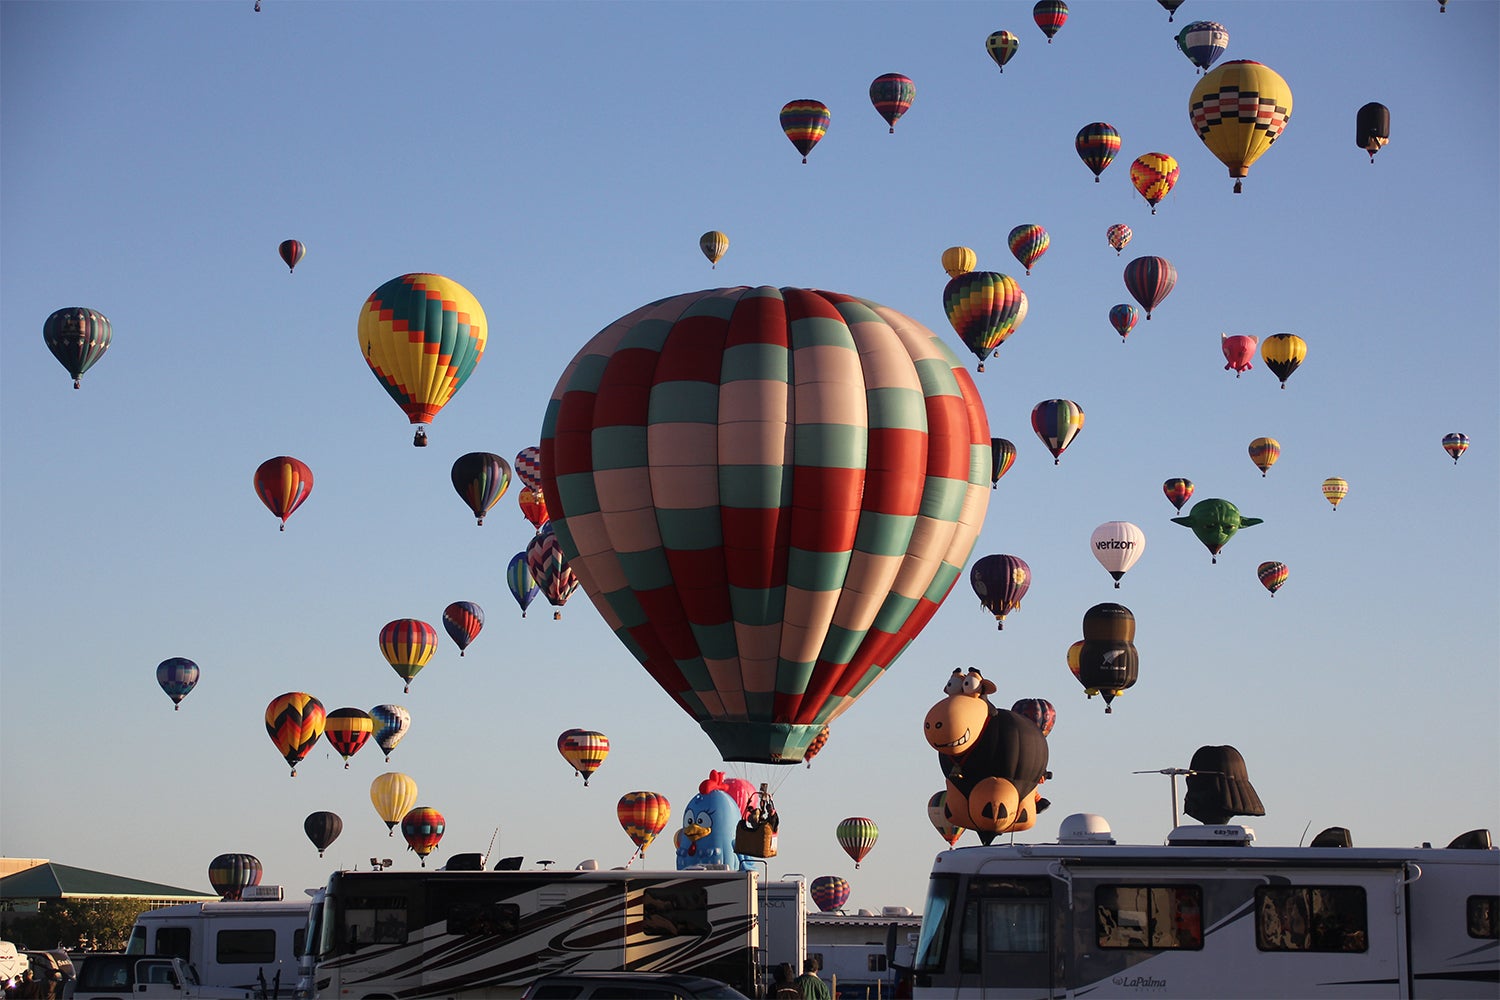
[43,307,112,389]
[1159,0,1186,21]
[811,875,852,912]
[1130,153,1179,214]
[699,230,729,268]
[1256,561,1288,596]
[618,791,671,858]
[1321,477,1349,510]
[370,704,411,762]
[1031,398,1085,464]
[507,551,539,617]
[1176,20,1229,74]
[370,771,418,834]
[1162,478,1195,512]
[304,811,342,858]
[780,100,830,163]
[836,816,879,868]
[869,73,915,133]
[208,854,262,900]
[1222,334,1258,376]
[944,270,1027,372]
[1032,0,1068,43]
[451,452,511,525]
[1075,123,1121,182]
[442,601,484,656]
[558,729,610,786]
[985,30,1018,72]
[1442,433,1469,464]
[970,554,1031,629]
[1260,333,1306,388]
[265,692,325,777]
[1356,103,1390,162]
[1090,521,1145,588]
[926,791,965,847]
[941,246,977,278]
[156,658,199,710]
[1109,304,1140,343]
[278,239,305,274]
[1123,257,1177,319]
[1170,498,1263,563]
[324,707,374,768]
[1189,60,1293,194]
[401,806,446,867]
[253,456,314,531]
[1011,698,1057,737]
[1007,224,1049,275]
[990,437,1017,487]
[514,446,543,492]
[380,618,439,693]
[1248,437,1280,477]
[1106,223,1132,255]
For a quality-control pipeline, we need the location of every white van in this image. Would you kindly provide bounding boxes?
[125,891,313,995]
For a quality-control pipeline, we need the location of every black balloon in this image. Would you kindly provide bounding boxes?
[304,811,344,858]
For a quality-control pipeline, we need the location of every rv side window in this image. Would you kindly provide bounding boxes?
[1095,885,1203,950]
[1467,896,1498,939]
[639,885,710,938]
[448,901,521,937]
[346,895,409,946]
[1255,886,1367,952]
[216,929,276,964]
[154,927,192,960]
[293,928,306,957]
[913,875,958,973]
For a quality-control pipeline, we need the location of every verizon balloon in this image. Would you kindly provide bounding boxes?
[541,286,991,764]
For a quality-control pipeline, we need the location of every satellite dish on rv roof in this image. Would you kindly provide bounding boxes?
[1058,813,1115,844]
[575,859,599,870]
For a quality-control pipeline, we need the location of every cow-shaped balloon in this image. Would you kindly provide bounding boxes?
[924,668,1050,843]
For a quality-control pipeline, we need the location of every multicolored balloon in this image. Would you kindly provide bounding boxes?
[1189,60,1293,193]
[278,239,305,274]
[156,657,199,710]
[985,30,1018,72]
[1090,521,1145,588]
[450,452,511,525]
[558,729,610,786]
[1123,256,1178,319]
[1109,303,1140,343]
[1130,152,1180,214]
[1011,698,1057,737]
[370,771,418,834]
[780,100,830,163]
[1106,223,1132,255]
[370,704,411,762]
[1075,122,1121,182]
[944,270,1028,371]
[804,724,830,767]
[1163,478,1195,512]
[525,523,579,619]
[1032,0,1068,43]
[1248,437,1280,476]
[357,273,488,447]
[304,811,342,858]
[1031,398,1085,464]
[1159,0,1186,22]
[926,791,965,846]
[379,618,439,693]
[699,230,729,268]
[836,817,879,868]
[1176,20,1229,73]
[1261,333,1306,388]
[941,246,977,278]
[970,554,1031,629]
[1442,433,1470,464]
[990,437,1017,488]
[540,286,990,765]
[1256,560,1288,596]
[442,601,484,655]
[265,692,325,777]
[43,307,111,389]
[1222,334,1258,376]
[1322,477,1349,510]
[810,875,852,912]
[506,551,539,617]
[401,806,446,866]
[618,791,671,858]
[253,456,314,531]
[324,708,374,768]
[514,446,544,492]
[518,487,549,532]
[1170,498,1263,563]
[1007,224,1049,275]
[869,73,915,133]
[1356,103,1390,163]
[208,854,262,900]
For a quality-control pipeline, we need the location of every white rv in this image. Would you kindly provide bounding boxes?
[125,889,313,997]
[903,815,1498,999]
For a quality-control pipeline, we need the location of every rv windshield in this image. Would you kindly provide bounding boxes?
[913,875,959,973]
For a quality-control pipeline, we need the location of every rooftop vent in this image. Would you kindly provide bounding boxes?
[573,859,598,871]
[1446,829,1494,850]
[241,885,284,901]
[1167,824,1255,846]
[1310,827,1352,848]
[1058,813,1115,845]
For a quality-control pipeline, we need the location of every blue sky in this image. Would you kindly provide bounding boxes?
[2,1,1496,914]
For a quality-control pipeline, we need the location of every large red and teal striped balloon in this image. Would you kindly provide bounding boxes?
[540,287,991,765]
[780,100,830,163]
[944,271,1028,371]
[868,73,915,134]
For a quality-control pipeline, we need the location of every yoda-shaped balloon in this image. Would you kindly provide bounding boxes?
[1171,498,1262,563]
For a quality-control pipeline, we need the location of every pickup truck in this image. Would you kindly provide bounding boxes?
[73,954,253,1000]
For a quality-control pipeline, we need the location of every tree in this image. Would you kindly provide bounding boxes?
[9,898,151,951]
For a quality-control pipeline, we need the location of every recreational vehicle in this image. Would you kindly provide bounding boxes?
[126,889,313,996]
[902,815,1499,999]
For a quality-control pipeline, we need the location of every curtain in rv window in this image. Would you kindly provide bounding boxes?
[1254,886,1367,952]
[1469,896,1498,938]
[1095,885,1203,950]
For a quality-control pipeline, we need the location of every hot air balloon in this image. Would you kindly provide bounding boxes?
[370,704,411,762]
[252,456,313,531]
[1033,0,1068,43]
[450,452,511,525]
[1222,334,1258,376]
[506,551,539,617]
[265,692,325,777]
[941,246,977,279]
[1031,398,1085,464]
[156,657,199,710]
[304,811,342,858]
[558,729,610,785]
[1123,256,1177,319]
[699,231,729,268]
[869,73,915,133]
[1011,698,1057,737]
[1091,522,1145,588]
[1075,123,1121,182]
[514,446,543,492]
[1170,498,1263,563]
[618,791,671,858]
[985,30,1018,72]
[540,286,991,766]
[990,437,1017,487]
[780,100,830,163]
[401,806,445,866]
[810,875,852,912]
[525,523,579,620]
[1159,0,1186,21]
[208,854,262,900]
[1261,333,1306,388]
[1248,437,1280,476]
[837,817,879,868]
[324,708,374,768]
[43,307,111,389]
[1442,433,1469,464]
[1189,60,1293,193]
[1130,152,1179,214]
[803,725,830,767]
[441,601,484,656]
[1106,223,1132,255]
[1176,20,1229,73]
[1109,303,1140,343]
[945,270,1027,371]
[1322,477,1349,510]
[1007,224,1049,275]
[1356,102,1390,163]
[379,618,439,693]
[1077,603,1139,713]
[278,239,305,274]
[517,487,550,532]
[1162,478,1195,512]
[926,791,965,847]
[970,554,1031,629]
[1257,561,1288,596]
[371,771,418,835]
[357,273,487,447]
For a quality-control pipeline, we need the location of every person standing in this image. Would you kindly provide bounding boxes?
[770,962,799,999]
[795,958,831,1000]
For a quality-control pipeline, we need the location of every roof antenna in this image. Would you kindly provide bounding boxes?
[482,827,500,868]
[1297,820,1313,847]
[1132,765,1227,829]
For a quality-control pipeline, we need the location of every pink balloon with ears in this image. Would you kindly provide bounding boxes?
[1222,334,1259,376]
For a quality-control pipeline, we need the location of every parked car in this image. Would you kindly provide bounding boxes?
[521,971,751,999]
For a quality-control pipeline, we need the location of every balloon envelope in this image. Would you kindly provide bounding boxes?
[370,704,411,761]
[1222,334,1258,375]
[926,791,965,846]
[780,100,830,162]
[1257,561,1288,596]
[1075,122,1121,181]
[1030,398,1085,464]
[1108,304,1140,342]
[836,817,879,867]
[1176,20,1229,72]
[869,73,915,133]
[401,806,446,865]
[1011,698,1057,737]
[941,246,976,279]
[380,619,439,692]
[371,772,418,833]
[1106,223,1132,255]
[43,307,111,388]
[990,438,1017,487]
[618,792,671,856]
[1130,153,1179,213]
[208,854,262,900]
[253,456,313,530]
[156,657,199,709]
[525,523,579,617]
[970,554,1031,628]
[442,601,485,654]
[1356,102,1390,162]
[1162,478,1194,512]
[515,446,544,492]
[450,452,511,525]
[1248,437,1280,475]
[1123,257,1177,319]
[945,271,1027,370]
[1322,477,1349,509]
[1189,60,1293,192]
[699,230,729,267]
[1260,333,1306,388]
[558,729,610,785]
[1007,224,1049,275]
[1090,522,1145,587]
[1033,0,1068,41]
[265,692,325,776]
[324,708,374,767]
[1442,433,1469,464]
[278,239,305,273]
[986,31,1018,71]
[304,811,342,857]
[506,551,539,617]
[810,875,852,912]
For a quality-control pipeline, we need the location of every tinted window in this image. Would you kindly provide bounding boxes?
[1255,886,1367,952]
[1096,885,1203,950]
[216,929,276,964]
[1467,896,1498,939]
[639,885,709,938]
[345,894,409,946]
[154,927,192,960]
